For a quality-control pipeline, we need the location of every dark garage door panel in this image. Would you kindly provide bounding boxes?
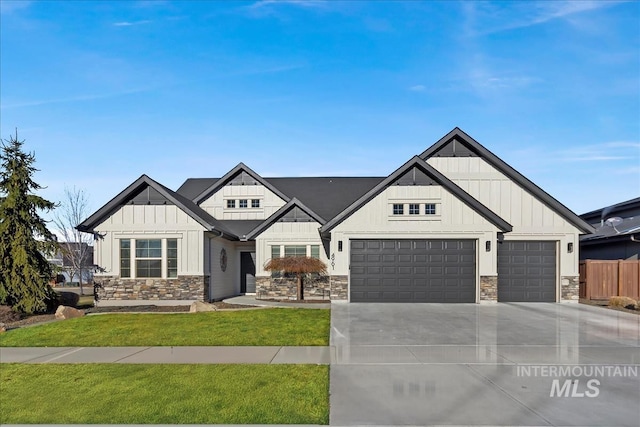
[350,239,476,303]
[498,241,556,302]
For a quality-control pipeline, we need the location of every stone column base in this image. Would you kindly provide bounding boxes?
[561,276,579,301]
[480,276,498,302]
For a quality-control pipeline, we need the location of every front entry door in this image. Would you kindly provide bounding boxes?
[240,252,256,293]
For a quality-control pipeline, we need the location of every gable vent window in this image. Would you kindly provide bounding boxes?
[251,199,260,208]
[425,203,437,215]
[226,200,236,209]
[393,204,404,215]
[409,204,420,215]
[239,199,248,208]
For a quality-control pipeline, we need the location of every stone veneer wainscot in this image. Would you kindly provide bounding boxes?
[95,276,209,301]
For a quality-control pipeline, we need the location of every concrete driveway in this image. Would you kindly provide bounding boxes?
[330,303,640,426]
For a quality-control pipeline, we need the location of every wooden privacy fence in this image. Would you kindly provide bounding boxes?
[579,260,640,300]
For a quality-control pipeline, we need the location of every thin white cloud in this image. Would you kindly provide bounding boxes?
[566,156,630,162]
[465,1,624,36]
[0,0,32,14]
[409,85,426,92]
[249,0,327,10]
[556,140,640,163]
[1,88,149,110]
[113,20,151,27]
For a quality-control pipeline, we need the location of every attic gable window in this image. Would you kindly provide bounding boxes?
[409,204,420,215]
[226,200,236,208]
[239,199,248,208]
[425,203,436,215]
[393,204,404,215]
[251,199,260,208]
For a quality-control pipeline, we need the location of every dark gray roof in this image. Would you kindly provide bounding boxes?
[266,177,385,221]
[217,220,265,239]
[77,175,239,240]
[245,198,326,240]
[177,178,218,200]
[320,156,513,234]
[420,127,595,235]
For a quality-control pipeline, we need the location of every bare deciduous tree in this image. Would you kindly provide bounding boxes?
[52,187,92,295]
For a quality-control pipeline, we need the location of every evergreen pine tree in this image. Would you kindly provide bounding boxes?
[0,131,57,313]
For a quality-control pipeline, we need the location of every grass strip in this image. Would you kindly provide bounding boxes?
[0,364,329,424]
[0,308,329,347]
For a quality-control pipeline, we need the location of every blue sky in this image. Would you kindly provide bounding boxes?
[1,0,638,220]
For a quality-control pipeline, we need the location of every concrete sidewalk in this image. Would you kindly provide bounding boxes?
[224,295,331,309]
[0,346,332,364]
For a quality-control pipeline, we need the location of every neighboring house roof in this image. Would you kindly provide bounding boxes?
[580,216,640,245]
[77,175,239,240]
[420,127,595,235]
[245,197,327,240]
[580,198,640,246]
[320,156,513,234]
[192,163,290,205]
[581,197,640,224]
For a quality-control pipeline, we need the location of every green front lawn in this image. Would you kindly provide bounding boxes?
[0,364,329,424]
[0,308,330,347]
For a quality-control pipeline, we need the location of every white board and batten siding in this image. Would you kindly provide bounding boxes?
[330,185,501,277]
[427,157,582,276]
[199,184,286,220]
[94,204,206,277]
[255,221,326,277]
[207,237,254,300]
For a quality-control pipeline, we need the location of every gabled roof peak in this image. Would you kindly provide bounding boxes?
[420,128,594,234]
[245,197,326,241]
[193,163,290,204]
[320,155,512,234]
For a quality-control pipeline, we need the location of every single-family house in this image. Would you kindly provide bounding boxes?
[77,128,594,305]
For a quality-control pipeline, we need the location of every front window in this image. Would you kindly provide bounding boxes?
[251,199,260,208]
[310,245,320,259]
[271,245,281,259]
[393,204,404,215]
[167,239,178,278]
[226,200,236,208]
[425,203,436,215]
[239,199,248,208]
[409,204,420,215]
[120,239,131,278]
[284,245,307,257]
[135,239,162,278]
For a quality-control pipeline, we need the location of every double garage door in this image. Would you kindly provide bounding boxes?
[350,239,476,302]
[349,239,556,303]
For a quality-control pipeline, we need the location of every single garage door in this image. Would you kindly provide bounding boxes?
[498,241,556,302]
[350,239,476,302]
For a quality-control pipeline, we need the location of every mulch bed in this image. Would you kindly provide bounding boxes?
[579,299,640,315]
